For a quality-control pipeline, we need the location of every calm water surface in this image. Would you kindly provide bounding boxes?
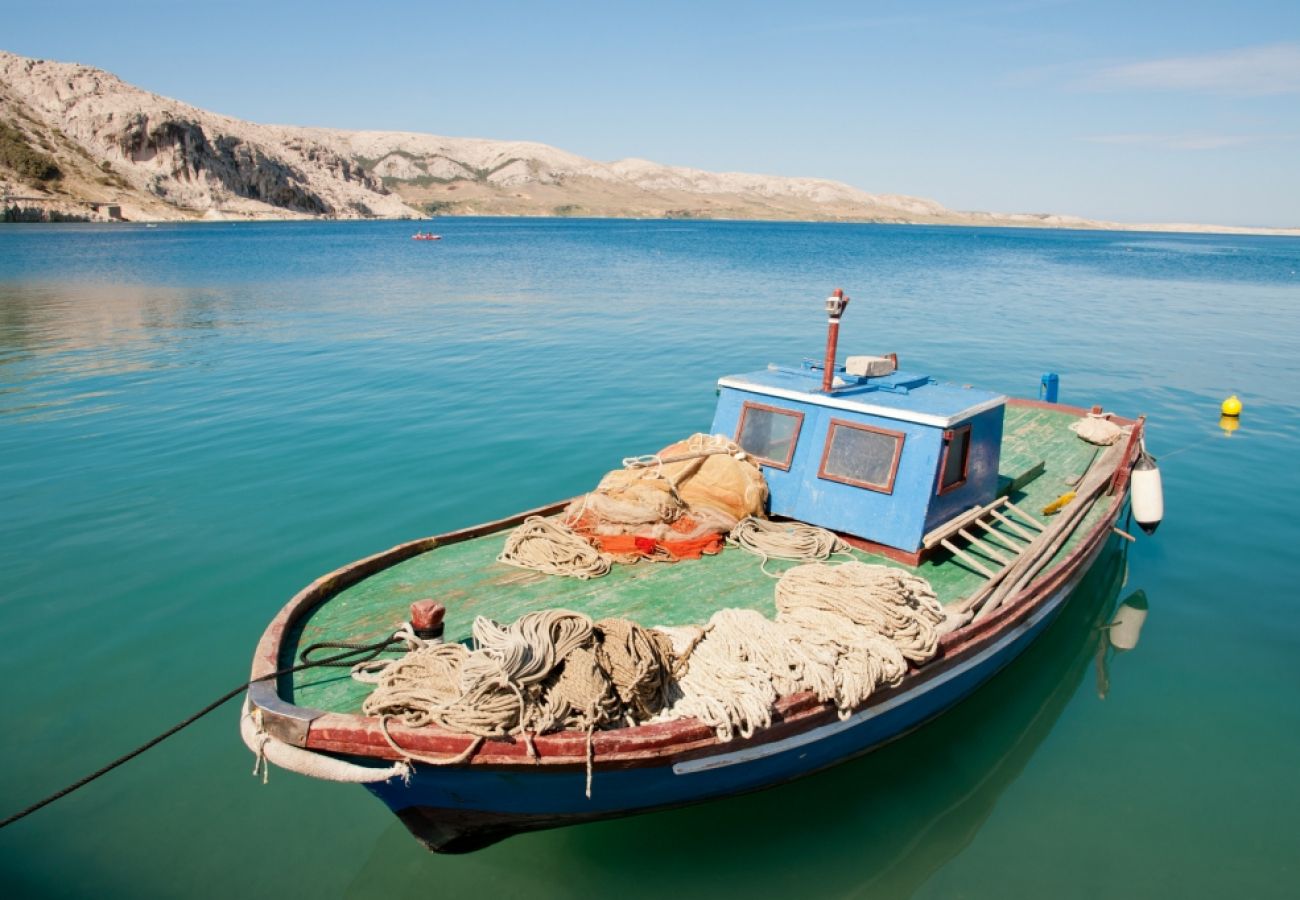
[1,219,1297,898]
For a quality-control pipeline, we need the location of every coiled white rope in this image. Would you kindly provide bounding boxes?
[774,561,945,662]
[727,516,853,576]
[497,516,611,579]
[653,561,945,738]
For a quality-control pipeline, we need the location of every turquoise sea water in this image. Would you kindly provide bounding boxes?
[1,219,1298,898]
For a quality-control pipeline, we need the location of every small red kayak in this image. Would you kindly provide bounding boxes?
[412,233,442,241]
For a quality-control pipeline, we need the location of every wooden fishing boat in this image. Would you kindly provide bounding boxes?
[242,288,1159,852]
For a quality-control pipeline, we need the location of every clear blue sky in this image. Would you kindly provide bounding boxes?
[6,0,1298,226]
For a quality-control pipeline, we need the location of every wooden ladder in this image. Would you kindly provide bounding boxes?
[921,496,1047,579]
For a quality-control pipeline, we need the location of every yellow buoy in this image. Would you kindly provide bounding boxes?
[1219,414,1239,436]
[1221,394,1242,417]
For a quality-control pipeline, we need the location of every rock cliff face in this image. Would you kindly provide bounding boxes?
[1,50,1294,233]
[0,51,414,220]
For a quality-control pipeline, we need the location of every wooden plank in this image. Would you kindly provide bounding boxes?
[975,519,1026,553]
[997,456,1046,497]
[989,508,1038,542]
[940,538,997,578]
[922,498,1005,550]
[973,440,1125,623]
[1002,501,1047,532]
[958,528,1009,565]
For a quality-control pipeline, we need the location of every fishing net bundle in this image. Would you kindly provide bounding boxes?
[499,433,769,573]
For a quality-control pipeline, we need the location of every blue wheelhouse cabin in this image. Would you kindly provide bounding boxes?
[712,358,1007,563]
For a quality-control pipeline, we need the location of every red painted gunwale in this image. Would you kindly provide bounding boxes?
[248,400,1141,771]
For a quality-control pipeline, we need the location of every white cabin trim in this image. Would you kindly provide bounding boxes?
[716,377,1006,429]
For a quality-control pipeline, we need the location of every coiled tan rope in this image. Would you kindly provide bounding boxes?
[774,561,945,662]
[728,516,853,576]
[472,610,594,690]
[497,516,611,579]
[777,606,907,715]
[357,609,676,795]
[654,613,780,742]
[593,618,676,723]
[652,561,944,738]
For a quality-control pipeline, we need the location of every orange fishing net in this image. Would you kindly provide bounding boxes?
[563,434,767,563]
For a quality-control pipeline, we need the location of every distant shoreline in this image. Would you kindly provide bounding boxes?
[4,211,1298,238]
[5,49,1297,239]
[431,212,1300,237]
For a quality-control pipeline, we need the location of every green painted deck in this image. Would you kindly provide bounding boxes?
[284,404,1111,714]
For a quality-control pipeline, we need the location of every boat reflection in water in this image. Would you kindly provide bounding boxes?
[1096,588,1150,699]
[347,535,1147,897]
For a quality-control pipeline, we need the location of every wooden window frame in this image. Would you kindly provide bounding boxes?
[734,401,804,471]
[817,418,905,494]
[936,423,972,495]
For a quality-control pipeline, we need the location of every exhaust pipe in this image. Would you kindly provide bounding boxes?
[821,288,850,393]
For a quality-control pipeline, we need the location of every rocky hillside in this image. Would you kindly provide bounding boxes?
[0,49,965,224]
[0,51,414,221]
[2,50,1294,233]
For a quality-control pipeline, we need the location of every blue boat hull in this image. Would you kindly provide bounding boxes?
[363,529,1116,852]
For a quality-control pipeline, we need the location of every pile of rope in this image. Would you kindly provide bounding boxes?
[653,561,946,739]
[497,434,768,577]
[356,610,678,794]
[727,516,852,575]
[497,517,611,580]
[357,561,949,790]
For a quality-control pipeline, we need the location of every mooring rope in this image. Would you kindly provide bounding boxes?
[0,634,407,831]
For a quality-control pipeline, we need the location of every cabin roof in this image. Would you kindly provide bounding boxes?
[717,363,1007,429]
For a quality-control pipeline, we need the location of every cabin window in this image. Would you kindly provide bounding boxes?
[818,419,905,493]
[937,425,972,494]
[735,402,803,470]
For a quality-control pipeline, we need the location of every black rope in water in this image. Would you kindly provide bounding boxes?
[0,634,404,831]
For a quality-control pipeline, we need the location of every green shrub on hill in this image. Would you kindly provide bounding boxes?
[2,204,89,223]
[0,122,62,183]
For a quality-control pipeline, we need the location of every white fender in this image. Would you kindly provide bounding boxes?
[239,699,409,784]
[1131,450,1163,535]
